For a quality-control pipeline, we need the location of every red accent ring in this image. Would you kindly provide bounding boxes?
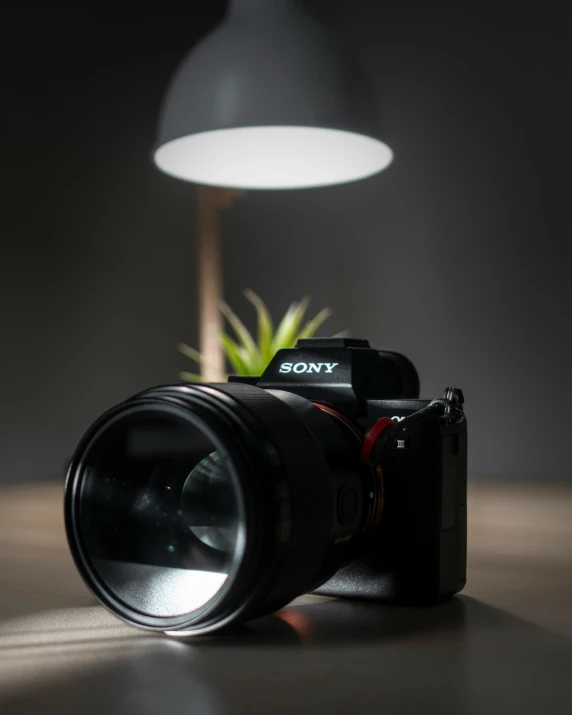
[312,403,365,441]
[361,417,396,465]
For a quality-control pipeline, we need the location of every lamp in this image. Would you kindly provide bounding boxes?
[154,0,393,376]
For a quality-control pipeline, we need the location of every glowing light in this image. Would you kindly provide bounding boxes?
[154,126,393,190]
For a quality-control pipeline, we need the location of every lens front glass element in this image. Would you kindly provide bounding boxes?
[78,410,243,619]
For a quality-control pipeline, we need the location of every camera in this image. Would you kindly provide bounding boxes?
[64,337,467,636]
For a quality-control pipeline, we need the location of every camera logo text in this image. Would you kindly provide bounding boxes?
[279,362,339,374]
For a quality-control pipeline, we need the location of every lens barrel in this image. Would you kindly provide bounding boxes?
[65,382,377,635]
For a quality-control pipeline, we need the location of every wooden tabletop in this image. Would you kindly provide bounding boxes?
[1,481,571,714]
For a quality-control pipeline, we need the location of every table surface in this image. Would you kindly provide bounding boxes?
[0,481,571,714]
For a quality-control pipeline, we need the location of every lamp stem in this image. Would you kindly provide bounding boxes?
[195,186,239,381]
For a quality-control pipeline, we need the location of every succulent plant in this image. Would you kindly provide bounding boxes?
[179,289,340,381]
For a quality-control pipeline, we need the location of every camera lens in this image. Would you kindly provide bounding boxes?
[183,451,237,554]
[65,383,379,635]
[75,409,244,618]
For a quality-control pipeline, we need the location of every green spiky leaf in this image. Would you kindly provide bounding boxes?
[219,300,263,373]
[179,371,206,383]
[271,297,310,352]
[179,291,342,378]
[219,332,252,375]
[177,342,203,365]
[244,289,274,365]
[295,307,333,342]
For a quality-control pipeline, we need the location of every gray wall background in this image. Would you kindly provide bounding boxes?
[1,1,571,484]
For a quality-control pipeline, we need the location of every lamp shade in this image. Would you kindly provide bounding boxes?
[154,0,393,189]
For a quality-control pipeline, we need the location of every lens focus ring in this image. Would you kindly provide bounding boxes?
[211,383,334,615]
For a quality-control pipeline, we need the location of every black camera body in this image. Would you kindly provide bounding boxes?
[231,337,467,605]
[65,336,467,637]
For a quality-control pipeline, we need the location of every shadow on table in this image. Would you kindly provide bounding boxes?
[2,596,572,715]
[190,594,468,647]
